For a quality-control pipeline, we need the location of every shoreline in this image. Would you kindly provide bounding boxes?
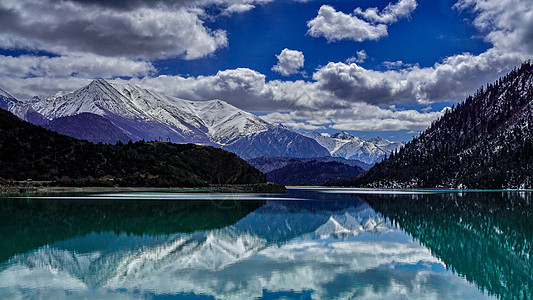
[0,182,286,196]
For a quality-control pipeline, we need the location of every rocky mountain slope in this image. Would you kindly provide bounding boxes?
[0,107,265,186]
[339,61,533,189]
[2,80,328,159]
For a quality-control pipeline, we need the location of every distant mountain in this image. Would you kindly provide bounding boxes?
[367,136,405,153]
[302,131,404,164]
[264,159,365,186]
[248,156,371,173]
[225,126,330,159]
[0,107,265,186]
[338,61,533,189]
[2,80,328,159]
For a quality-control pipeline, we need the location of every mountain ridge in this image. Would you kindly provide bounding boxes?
[2,80,329,159]
[301,131,404,164]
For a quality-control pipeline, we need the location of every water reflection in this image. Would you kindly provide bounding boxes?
[0,197,263,263]
[0,190,525,299]
[357,191,532,300]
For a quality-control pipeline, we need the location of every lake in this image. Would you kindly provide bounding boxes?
[0,188,531,299]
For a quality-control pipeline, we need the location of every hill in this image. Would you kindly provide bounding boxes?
[0,108,265,187]
[266,160,364,186]
[337,61,533,189]
[248,157,365,186]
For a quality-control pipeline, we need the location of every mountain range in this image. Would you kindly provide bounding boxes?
[1,81,401,163]
[302,131,404,164]
[1,80,329,159]
[338,61,533,189]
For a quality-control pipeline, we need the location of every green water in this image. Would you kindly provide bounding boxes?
[0,189,530,299]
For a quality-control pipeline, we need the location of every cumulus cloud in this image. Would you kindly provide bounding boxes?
[346,50,368,64]
[307,1,417,42]
[271,49,305,76]
[262,104,446,132]
[454,0,533,53]
[222,4,256,15]
[0,0,230,60]
[309,0,532,105]
[354,0,417,24]
[307,5,388,42]
[313,49,525,105]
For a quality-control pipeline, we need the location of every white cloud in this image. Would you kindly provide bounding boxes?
[0,0,230,60]
[381,60,414,70]
[262,104,446,132]
[307,1,417,42]
[346,50,368,64]
[454,0,533,53]
[307,5,388,42]
[222,4,256,15]
[271,49,305,76]
[354,0,417,24]
[0,54,154,79]
[313,48,526,105]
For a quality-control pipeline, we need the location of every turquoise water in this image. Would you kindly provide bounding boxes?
[0,189,531,299]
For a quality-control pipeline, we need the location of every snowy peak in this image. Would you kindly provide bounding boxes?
[26,79,273,143]
[367,136,388,145]
[367,137,405,153]
[302,131,391,164]
[2,81,327,158]
[331,131,356,140]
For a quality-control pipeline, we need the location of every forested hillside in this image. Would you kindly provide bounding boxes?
[0,108,265,187]
[339,61,533,189]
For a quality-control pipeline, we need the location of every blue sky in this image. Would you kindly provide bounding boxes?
[161,0,490,78]
[0,0,531,141]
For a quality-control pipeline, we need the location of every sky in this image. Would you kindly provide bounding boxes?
[0,0,532,141]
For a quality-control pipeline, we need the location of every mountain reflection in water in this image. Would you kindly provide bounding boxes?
[0,189,529,299]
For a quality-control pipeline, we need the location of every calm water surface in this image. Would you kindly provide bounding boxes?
[0,188,531,299]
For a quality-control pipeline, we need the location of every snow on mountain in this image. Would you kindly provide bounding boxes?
[0,90,48,125]
[2,80,328,158]
[29,79,272,144]
[302,131,404,164]
[368,136,405,153]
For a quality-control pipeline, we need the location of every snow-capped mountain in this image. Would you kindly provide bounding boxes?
[3,80,329,159]
[367,136,405,153]
[302,131,404,164]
